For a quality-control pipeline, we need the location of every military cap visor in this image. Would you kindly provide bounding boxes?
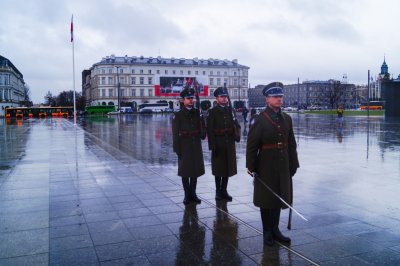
[263,82,284,97]
[214,87,228,97]
[180,88,196,98]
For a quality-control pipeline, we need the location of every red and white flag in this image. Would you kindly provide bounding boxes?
[70,15,74,42]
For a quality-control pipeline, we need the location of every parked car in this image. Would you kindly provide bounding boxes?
[283,107,298,112]
[309,105,321,110]
[120,107,133,113]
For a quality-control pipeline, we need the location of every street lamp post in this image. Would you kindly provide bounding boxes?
[238,68,241,109]
[115,66,120,111]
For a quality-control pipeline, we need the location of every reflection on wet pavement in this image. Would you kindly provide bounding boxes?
[1,114,400,265]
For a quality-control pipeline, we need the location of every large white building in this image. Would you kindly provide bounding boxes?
[83,55,250,110]
[0,55,26,117]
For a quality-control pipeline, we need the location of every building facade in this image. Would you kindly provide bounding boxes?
[0,55,26,117]
[248,80,358,109]
[283,80,357,109]
[83,55,250,111]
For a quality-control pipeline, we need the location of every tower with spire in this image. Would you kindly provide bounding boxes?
[380,56,390,80]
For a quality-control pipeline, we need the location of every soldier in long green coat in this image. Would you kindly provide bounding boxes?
[246,82,299,246]
[207,87,238,201]
[172,88,206,205]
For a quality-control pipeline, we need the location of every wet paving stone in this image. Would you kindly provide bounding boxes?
[1,115,400,264]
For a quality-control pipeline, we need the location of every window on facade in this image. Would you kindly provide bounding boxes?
[195,71,198,75]
[217,78,221,86]
[148,77,153,85]
[234,79,238,86]
[109,69,112,73]
[210,89,214,96]
[180,70,184,75]
[119,69,123,74]
[102,69,105,74]
[224,71,227,76]
[188,70,191,75]
[173,70,176,75]
[140,69,144,74]
[217,71,220,75]
[224,78,228,85]
[131,77,136,84]
[120,77,125,84]
[131,89,136,96]
[242,79,246,86]
[203,71,206,75]
[108,77,113,85]
[148,70,152,74]
[165,70,168,74]
[210,78,214,85]
[120,89,125,97]
[131,69,135,74]
[140,77,144,85]
[148,89,153,97]
[210,71,213,75]
[101,77,106,85]
[157,70,160,74]
[109,88,114,97]
[140,89,144,96]
[101,89,106,97]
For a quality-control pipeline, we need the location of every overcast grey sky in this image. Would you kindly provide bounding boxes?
[1,0,399,103]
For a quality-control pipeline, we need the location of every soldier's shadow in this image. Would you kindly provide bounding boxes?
[260,244,294,265]
[175,204,206,265]
[209,201,241,265]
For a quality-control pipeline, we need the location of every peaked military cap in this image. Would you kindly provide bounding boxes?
[214,87,228,97]
[180,87,196,98]
[263,82,284,97]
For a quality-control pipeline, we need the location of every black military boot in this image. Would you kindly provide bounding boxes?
[190,177,201,204]
[261,208,274,246]
[215,176,223,201]
[271,208,291,243]
[182,177,191,205]
[221,177,232,201]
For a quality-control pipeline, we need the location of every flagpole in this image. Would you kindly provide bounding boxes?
[71,14,77,125]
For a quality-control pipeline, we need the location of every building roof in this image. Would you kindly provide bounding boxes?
[0,55,23,78]
[93,55,249,69]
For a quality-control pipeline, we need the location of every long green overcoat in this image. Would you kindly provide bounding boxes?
[207,105,237,178]
[246,107,299,209]
[172,107,206,178]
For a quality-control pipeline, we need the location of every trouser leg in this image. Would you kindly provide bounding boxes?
[182,177,190,205]
[260,208,274,246]
[190,177,201,204]
[271,208,291,243]
[221,177,233,201]
[215,176,223,201]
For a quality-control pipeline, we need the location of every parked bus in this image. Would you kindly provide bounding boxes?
[85,105,115,115]
[5,106,73,119]
[360,101,384,110]
[138,103,169,113]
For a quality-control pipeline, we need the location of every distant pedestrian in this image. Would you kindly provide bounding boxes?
[172,88,206,205]
[337,105,344,127]
[242,107,249,123]
[207,87,238,202]
[246,82,299,246]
